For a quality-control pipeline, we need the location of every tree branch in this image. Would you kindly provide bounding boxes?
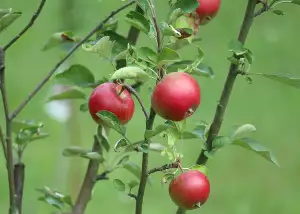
[0,47,15,214]
[148,162,179,176]
[3,0,47,51]
[122,83,149,120]
[135,1,163,213]
[14,163,25,214]
[72,135,103,214]
[176,0,258,213]
[9,0,135,120]
[0,125,7,160]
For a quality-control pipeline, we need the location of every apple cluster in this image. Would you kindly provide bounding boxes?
[87,0,221,210]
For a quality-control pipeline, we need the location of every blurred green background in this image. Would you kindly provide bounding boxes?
[1,0,300,214]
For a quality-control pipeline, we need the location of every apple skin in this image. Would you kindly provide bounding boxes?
[151,72,201,121]
[195,0,221,25]
[88,82,135,125]
[169,170,210,210]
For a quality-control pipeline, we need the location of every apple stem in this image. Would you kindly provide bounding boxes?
[121,83,149,121]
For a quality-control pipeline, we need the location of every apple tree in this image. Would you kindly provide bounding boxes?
[0,0,299,214]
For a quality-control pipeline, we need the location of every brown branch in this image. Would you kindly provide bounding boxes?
[148,162,179,176]
[122,83,149,120]
[0,125,7,160]
[72,135,102,214]
[3,0,47,51]
[176,0,258,213]
[135,1,164,213]
[135,108,156,214]
[0,47,15,214]
[14,163,25,214]
[9,0,135,120]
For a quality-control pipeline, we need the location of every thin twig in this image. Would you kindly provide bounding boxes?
[9,0,135,120]
[128,193,138,200]
[72,135,102,214]
[176,1,258,213]
[122,83,149,120]
[0,47,15,214]
[3,0,47,51]
[0,119,7,160]
[14,163,25,214]
[95,170,110,181]
[148,162,179,176]
[135,1,163,213]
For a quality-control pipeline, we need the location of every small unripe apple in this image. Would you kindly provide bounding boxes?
[88,82,135,125]
[169,170,210,209]
[151,72,201,121]
[195,0,221,25]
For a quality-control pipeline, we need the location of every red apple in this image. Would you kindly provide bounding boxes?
[88,82,135,125]
[151,72,201,121]
[195,0,221,25]
[169,170,210,210]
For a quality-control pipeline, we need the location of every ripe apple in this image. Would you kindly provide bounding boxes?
[88,82,135,125]
[195,0,221,25]
[151,72,201,121]
[169,170,210,209]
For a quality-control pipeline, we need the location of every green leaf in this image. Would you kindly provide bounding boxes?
[0,9,12,19]
[62,146,87,157]
[29,133,50,143]
[82,36,114,58]
[102,31,129,57]
[12,120,43,134]
[125,10,150,34]
[128,180,139,189]
[114,138,129,152]
[97,125,110,152]
[192,121,209,140]
[117,155,130,166]
[145,124,172,139]
[191,63,215,78]
[212,136,232,151]
[137,47,157,62]
[232,137,280,167]
[291,0,300,5]
[113,179,126,192]
[160,22,181,37]
[162,173,175,184]
[249,73,300,89]
[168,8,184,24]
[0,10,22,33]
[272,9,286,15]
[110,66,150,82]
[157,47,181,66]
[14,122,48,145]
[47,88,86,102]
[81,152,102,160]
[148,143,167,152]
[36,186,73,210]
[54,64,95,87]
[123,161,148,182]
[228,39,247,56]
[79,103,89,112]
[230,124,256,140]
[172,0,200,13]
[135,0,148,11]
[96,111,125,135]
[42,31,75,51]
[190,164,209,176]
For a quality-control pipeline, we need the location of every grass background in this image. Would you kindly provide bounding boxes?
[1,0,300,214]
